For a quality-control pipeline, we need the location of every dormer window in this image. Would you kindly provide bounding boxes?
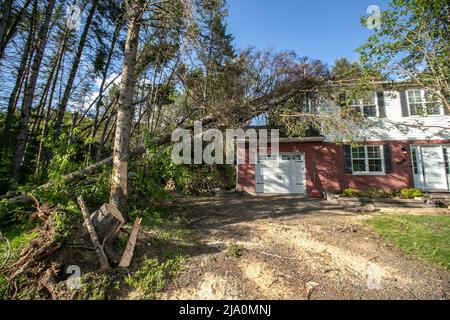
[407,90,442,116]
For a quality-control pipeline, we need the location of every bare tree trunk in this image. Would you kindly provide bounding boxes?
[0,0,13,59]
[110,0,142,219]
[67,112,79,145]
[96,111,114,162]
[0,0,37,163]
[0,0,33,60]
[11,0,56,182]
[35,30,69,175]
[86,21,121,164]
[53,0,98,141]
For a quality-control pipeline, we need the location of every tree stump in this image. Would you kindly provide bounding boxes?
[88,203,125,262]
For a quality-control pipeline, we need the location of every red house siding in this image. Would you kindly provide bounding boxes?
[237,140,450,197]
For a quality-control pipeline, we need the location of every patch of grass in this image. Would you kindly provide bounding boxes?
[125,256,185,299]
[367,215,450,269]
[0,224,38,268]
[72,273,113,300]
[136,206,191,245]
[227,242,243,257]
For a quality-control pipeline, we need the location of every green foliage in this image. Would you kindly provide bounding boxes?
[341,188,399,198]
[0,224,38,270]
[400,188,424,199]
[124,256,184,300]
[0,196,34,227]
[129,144,192,211]
[358,0,449,110]
[367,215,450,269]
[50,210,77,244]
[74,273,114,300]
[341,188,363,198]
[227,242,243,257]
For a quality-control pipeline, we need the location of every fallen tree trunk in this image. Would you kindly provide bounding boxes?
[77,196,110,271]
[38,116,216,190]
[118,217,141,268]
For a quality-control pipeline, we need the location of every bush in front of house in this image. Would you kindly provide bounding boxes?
[341,188,363,197]
[399,188,424,199]
[341,188,399,198]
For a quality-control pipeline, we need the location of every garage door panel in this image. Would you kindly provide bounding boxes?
[256,153,306,194]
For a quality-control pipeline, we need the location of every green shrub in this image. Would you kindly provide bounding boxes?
[227,242,244,257]
[363,188,394,198]
[400,188,424,199]
[341,188,362,197]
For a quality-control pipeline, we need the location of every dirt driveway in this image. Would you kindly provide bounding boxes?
[158,196,450,300]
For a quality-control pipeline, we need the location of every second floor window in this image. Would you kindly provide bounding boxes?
[349,93,377,118]
[407,90,442,116]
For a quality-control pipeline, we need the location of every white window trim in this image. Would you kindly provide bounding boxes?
[350,145,385,176]
[348,92,379,119]
[406,89,443,117]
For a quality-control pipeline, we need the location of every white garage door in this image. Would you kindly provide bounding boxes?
[256,153,306,194]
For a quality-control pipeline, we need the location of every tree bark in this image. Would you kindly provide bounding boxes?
[0,0,33,60]
[77,196,110,271]
[53,0,98,141]
[0,0,37,163]
[35,29,70,175]
[110,0,142,219]
[86,21,122,164]
[11,0,56,182]
[0,0,13,59]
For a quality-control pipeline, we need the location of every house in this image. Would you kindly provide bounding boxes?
[236,88,450,196]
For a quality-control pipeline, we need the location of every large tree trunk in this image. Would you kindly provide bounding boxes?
[53,0,98,141]
[11,0,56,182]
[110,0,142,219]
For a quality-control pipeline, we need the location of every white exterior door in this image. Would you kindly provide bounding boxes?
[256,154,305,194]
[411,145,450,191]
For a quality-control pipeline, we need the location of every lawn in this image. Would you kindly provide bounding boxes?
[367,215,450,269]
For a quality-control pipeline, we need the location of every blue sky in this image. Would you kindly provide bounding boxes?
[227,0,390,66]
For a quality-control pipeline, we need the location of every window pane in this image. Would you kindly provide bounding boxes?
[426,102,441,115]
[362,92,376,105]
[408,90,422,103]
[363,105,377,117]
[368,159,383,172]
[351,147,365,159]
[352,159,366,172]
[367,146,381,159]
[409,103,425,116]
[424,90,437,103]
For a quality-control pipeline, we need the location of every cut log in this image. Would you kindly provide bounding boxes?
[77,196,110,271]
[118,217,142,268]
[89,203,125,244]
